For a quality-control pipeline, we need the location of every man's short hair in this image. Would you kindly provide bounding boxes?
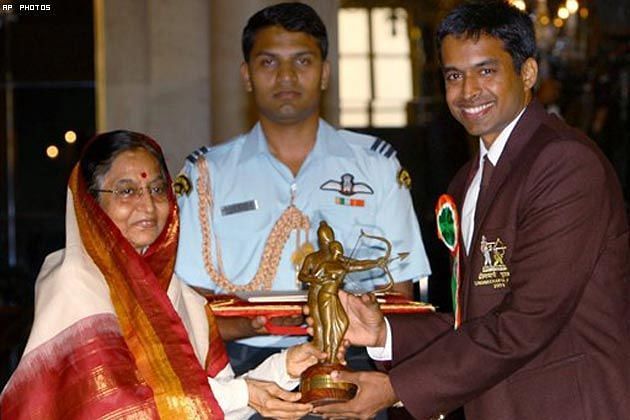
[242,2,328,62]
[436,0,537,72]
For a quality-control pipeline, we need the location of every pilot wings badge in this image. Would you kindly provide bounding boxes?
[320,173,374,196]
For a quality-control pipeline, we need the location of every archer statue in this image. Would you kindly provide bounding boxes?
[298,221,392,365]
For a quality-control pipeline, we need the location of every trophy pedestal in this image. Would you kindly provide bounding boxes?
[299,363,358,407]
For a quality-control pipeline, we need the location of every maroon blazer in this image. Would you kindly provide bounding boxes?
[386,100,630,419]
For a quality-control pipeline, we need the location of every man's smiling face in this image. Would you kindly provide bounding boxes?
[441,33,536,148]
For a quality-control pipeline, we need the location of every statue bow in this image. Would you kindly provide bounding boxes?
[352,230,397,292]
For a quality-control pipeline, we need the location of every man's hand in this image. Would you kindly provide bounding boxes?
[388,279,414,300]
[305,291,386,348]
[338,290,387,347]
[313,370,398,419]
[216,316,269,341]
[246,379,313,419]
[216,315,304,341]
[286,342,327,378]
[269,314,305,328]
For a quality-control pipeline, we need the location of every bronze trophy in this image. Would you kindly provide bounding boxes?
[298,221,392,406]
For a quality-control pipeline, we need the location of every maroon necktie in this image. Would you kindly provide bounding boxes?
[480,155,495,191]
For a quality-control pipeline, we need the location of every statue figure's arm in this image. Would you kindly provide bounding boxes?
[298,257,316,285]
[338,255,386,273]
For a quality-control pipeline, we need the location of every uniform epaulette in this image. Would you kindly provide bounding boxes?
[370,138,396,158]
[185,145,212,164]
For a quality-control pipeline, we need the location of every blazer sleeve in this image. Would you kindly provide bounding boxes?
[389,312,454,364]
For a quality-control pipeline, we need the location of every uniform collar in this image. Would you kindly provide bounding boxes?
[238,119,353,164]
[316,119,354,159]
[238,122,268,163]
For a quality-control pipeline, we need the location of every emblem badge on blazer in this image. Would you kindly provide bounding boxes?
[475,235,510,288]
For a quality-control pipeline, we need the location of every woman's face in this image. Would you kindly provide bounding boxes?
[98,149,169,253]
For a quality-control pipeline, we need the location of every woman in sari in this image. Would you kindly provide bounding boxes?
[0,131,321,419]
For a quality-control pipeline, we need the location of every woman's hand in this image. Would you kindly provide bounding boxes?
[286,342,327,378]
[246,379,313,419]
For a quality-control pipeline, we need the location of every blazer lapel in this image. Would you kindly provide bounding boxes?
[473,160,511,230]
[451,160,474,254]
[459,101,547,320]
[471,100,547,247]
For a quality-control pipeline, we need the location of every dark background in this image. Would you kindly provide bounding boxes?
[0,0,95,386]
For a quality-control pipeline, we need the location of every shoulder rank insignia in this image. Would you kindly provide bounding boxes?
[173,174,192,196]
[397,168,411,189]
[185,145,211,164]
[370,138,396,158]
[320,173,374,196]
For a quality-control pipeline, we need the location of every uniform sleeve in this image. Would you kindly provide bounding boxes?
[175,160,216,289]
[375,157,431,283]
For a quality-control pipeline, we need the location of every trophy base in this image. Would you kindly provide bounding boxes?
[299,363,358,407]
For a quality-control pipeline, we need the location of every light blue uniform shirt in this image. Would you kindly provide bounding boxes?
[176,119,431,347]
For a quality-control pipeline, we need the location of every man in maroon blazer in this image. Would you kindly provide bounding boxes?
[314,1,630,419]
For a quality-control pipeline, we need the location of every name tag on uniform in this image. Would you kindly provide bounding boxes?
[221,200,258,216]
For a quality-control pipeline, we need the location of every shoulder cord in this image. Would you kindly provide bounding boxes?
[196,157,310,292]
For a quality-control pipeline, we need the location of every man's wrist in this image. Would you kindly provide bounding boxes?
[367,318,392,361]
[376,326,387,347]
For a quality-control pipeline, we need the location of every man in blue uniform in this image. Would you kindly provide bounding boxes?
[175,2,431,375]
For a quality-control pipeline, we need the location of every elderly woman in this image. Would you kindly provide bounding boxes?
[0,131,321,419]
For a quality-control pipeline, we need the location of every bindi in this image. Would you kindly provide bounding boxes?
[140,172,147,178]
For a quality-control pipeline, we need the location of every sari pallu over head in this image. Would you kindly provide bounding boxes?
[1,137,227,419]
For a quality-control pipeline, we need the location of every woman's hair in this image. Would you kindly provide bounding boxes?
[241,2,328,62]
[80,130,168,198]
[436,0,537,73]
